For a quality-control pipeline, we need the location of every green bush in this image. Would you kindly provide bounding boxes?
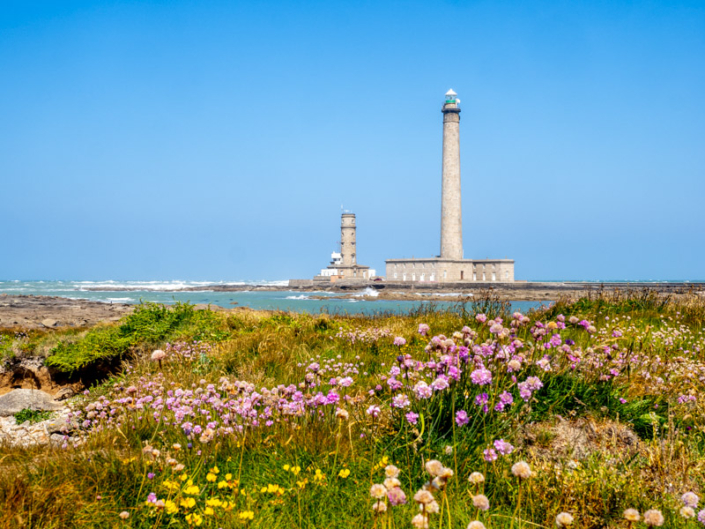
[14,408,53,424]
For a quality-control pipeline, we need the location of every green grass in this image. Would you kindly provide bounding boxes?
[0,291,704,528]
[13,409,53,425]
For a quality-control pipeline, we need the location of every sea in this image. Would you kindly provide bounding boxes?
[0,280,551,315]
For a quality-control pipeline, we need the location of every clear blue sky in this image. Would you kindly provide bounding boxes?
[1,0,703,281]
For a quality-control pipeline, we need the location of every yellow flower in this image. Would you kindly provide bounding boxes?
[206,473,217,482]
[222,501,234,512]
[179,497,196,509]
[291,466,301,475]
[206,498,223,507]
[313,469,325,482]
[184,485,200,495]
[162,480,179,491]
[164,500,178,514]
[179,474,188,482]
[210,466,220,474]
[238,510,255,520]
[225,473,233,480]
[297,479,308,489]
[266,484,283,494]
[185,513,203,526]
[204,506,215,516]
[283,464,290,471]
[217,480,229,489]
[338,469,351,479]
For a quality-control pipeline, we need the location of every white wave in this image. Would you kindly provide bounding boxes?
[352,287,379,298]
[105,297,135,302]
[285,295,310,300]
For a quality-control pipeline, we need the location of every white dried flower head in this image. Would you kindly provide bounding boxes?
[151,350,166,361]
[555,512,574,527]
[372,501,387,513]
[370,484,387,499]
[174,463,185,472]
[335,408,349,420]
[472,494,490,511]
[411,514,429,529]
[438,466,454,479]
[680,506,695,519]
[467,522,486,529]
[425,460,444,477]
[431,477,447,490]
[444,445,453,455]
[643,509,664,526]
[623,509,640,522]
[468,472,485,484]
[151,449,161,458]
[413,490,435,505]
[511,461,532,479]
[422,481,436,492]
[172,443,181,451]
[682,492,699,508]
[385,465,400,478]
[425,500,440,514]
[118,511,130,519]
[384,478,401,490]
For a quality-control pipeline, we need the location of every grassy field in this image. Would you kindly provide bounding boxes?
[0,291,704,528]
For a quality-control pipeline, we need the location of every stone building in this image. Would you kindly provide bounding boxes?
[314,213,376,282]
[385,89,515,283]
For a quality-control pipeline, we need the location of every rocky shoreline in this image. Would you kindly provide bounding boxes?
[0,294,133,330]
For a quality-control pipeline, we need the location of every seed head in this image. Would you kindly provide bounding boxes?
[467,522,486,529]
[643,509,664,526]
[385,465,400,478]
[151,350,166,361]
[372,501,387,513]
[370,484,387,499]
[555,512,574,527]
[472,494,490,511]
[413,490,435,505]
[425,460,444,477]
[411,514,429,529]
[680,507,695,519]
[118,511,130,520]
[623,509,640,522]
[468,472,485,484]
[511,461,532,479]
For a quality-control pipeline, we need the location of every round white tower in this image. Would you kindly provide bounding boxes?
[440,89,463,260]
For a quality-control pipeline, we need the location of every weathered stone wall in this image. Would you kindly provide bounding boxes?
[385,259,514,283]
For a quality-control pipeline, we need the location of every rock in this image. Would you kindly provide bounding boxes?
[53,387,75,401]
[0,389,64,416]
[41,318,58,328]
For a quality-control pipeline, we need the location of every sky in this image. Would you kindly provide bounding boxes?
[1,0,704,282]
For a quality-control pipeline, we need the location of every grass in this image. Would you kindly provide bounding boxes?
[13,409,54,425]
[0,291,704,528]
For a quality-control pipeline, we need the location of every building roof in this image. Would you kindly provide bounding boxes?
[445,89,457,97]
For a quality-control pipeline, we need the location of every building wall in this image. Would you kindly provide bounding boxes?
[385,259,514,283]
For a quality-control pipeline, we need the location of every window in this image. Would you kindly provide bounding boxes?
[443,270,447,279]
[473,273,477,281]
[394,272,398,279]
[492,273,496,281]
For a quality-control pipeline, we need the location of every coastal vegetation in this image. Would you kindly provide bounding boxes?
[0,290,704,528]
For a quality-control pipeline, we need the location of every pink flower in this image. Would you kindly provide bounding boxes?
[367,405,381,418]
[470,368,492,386]
[418,324,430,336]
[455,410,469,426]
[493,439,514,455]
[483,448,497,462]
[405,412,419,424]
[476,313,487,323]
[392,394,411,409]
[394,337,407,347]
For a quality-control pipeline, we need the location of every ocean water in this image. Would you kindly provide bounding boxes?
[0,280,550,315]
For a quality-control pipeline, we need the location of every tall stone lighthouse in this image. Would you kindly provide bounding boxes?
[385,89,515,283]
[340,213,357,266]
[440,89,463,260]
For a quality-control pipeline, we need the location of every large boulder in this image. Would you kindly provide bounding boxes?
[0,389,64,416]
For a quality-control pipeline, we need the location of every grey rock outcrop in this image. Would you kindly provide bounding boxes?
[0,389,64,416]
